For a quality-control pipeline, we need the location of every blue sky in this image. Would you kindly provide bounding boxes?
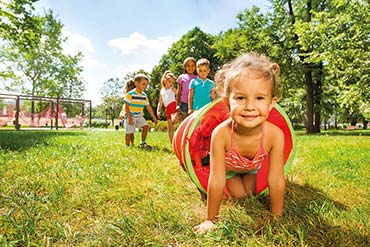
[34,0,269,106]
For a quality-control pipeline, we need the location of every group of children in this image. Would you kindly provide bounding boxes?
[122,57,216,148]
[122,53,287,235]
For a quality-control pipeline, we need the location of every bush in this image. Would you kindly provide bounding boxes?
[147,120,180,131]
[90,120,110,128]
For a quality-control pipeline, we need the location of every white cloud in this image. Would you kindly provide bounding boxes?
[108,32,175,56]
[63,31,94,56]
[60,31,108,105]
[119,63,154,75]
[60,31,173,106]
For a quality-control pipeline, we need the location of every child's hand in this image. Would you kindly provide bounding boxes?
[156,112,161,119]
[193,220,216,234]
[153,118,158,125]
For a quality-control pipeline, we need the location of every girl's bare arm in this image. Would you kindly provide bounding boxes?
[193,125,227,234]
[157,94,163,119]
[188,88,194,114]
[206,126,227,221]
[267,124,285,216]
[176,84,182,105]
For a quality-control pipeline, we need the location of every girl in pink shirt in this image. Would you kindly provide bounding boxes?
[176,57,197,119]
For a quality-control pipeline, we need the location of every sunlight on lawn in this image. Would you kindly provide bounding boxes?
[0,130,369,246]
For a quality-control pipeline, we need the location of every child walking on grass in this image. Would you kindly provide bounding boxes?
[157,70,179,144]
[124,74,158,149]
[176,57,197,119]
[120,79,136,146]
[193,53,285,234]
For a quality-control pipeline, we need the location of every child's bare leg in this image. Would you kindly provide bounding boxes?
[226,174,256,199]
[125,134,130,146]
[171,112,179,124]
[167,120,174,144]
[126,133,134,146]
[141,125,148,143]
[226,175,247,199]
[241,174,256,195]
[129,133,134,145]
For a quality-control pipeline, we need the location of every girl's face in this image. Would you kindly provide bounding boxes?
[164,76,174,89]
[227,71,276,129]
[184,61,196,74]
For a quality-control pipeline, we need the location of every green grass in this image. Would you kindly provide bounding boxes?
[0,129,369,246]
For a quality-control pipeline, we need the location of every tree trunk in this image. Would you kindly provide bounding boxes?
[288,0,315,133]
[305,66,314,133]
[314,62,323,133]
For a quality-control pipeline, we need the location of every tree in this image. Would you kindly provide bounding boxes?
[293,0,370,128]
[99,77,124,126]
[150,27,219,106]
[0,0,41,88]
[213,4,308,131]
[213,0,369,132]
[0,1,85,100]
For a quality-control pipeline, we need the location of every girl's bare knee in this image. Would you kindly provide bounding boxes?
[230,190,247,199]
[234,193,247,199]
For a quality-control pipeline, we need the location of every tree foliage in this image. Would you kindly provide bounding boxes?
[0,0,85,99]
[2,1,368,131]
[149,27,219,109]
[212,0,369,131]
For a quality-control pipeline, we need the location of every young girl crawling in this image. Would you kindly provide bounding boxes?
[193,53,285,234]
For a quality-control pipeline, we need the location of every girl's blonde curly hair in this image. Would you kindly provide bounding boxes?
[214,52,281,98]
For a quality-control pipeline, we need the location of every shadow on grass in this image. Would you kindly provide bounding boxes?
[0,130,87,151]
[133,145,174,154]
[253,182,368,246]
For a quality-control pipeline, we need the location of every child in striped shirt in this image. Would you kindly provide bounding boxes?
[124,74,158,149]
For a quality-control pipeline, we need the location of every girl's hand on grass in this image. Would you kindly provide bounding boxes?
[193,220,216,234]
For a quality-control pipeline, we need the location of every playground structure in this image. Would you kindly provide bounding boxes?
[0,93,92,130]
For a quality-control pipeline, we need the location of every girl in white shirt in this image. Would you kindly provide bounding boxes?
[157,70,179,143]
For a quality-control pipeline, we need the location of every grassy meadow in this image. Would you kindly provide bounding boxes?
[0,128,369,246]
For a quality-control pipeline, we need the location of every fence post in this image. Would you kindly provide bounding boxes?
[56,97,59,130]
[15,96,20,130]
[89,101,92,128]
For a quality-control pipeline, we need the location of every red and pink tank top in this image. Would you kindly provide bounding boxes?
[225,122,269,173]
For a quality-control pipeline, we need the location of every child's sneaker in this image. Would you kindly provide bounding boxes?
[139,142,152,150]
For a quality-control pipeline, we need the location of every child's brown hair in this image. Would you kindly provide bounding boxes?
[134,73,149,83]
[196,58,210,68]
[125,79,135,93]
[182,57,197,74]
[215,52,281,98]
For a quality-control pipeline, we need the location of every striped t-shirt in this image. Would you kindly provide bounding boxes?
[124,89,149,116]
